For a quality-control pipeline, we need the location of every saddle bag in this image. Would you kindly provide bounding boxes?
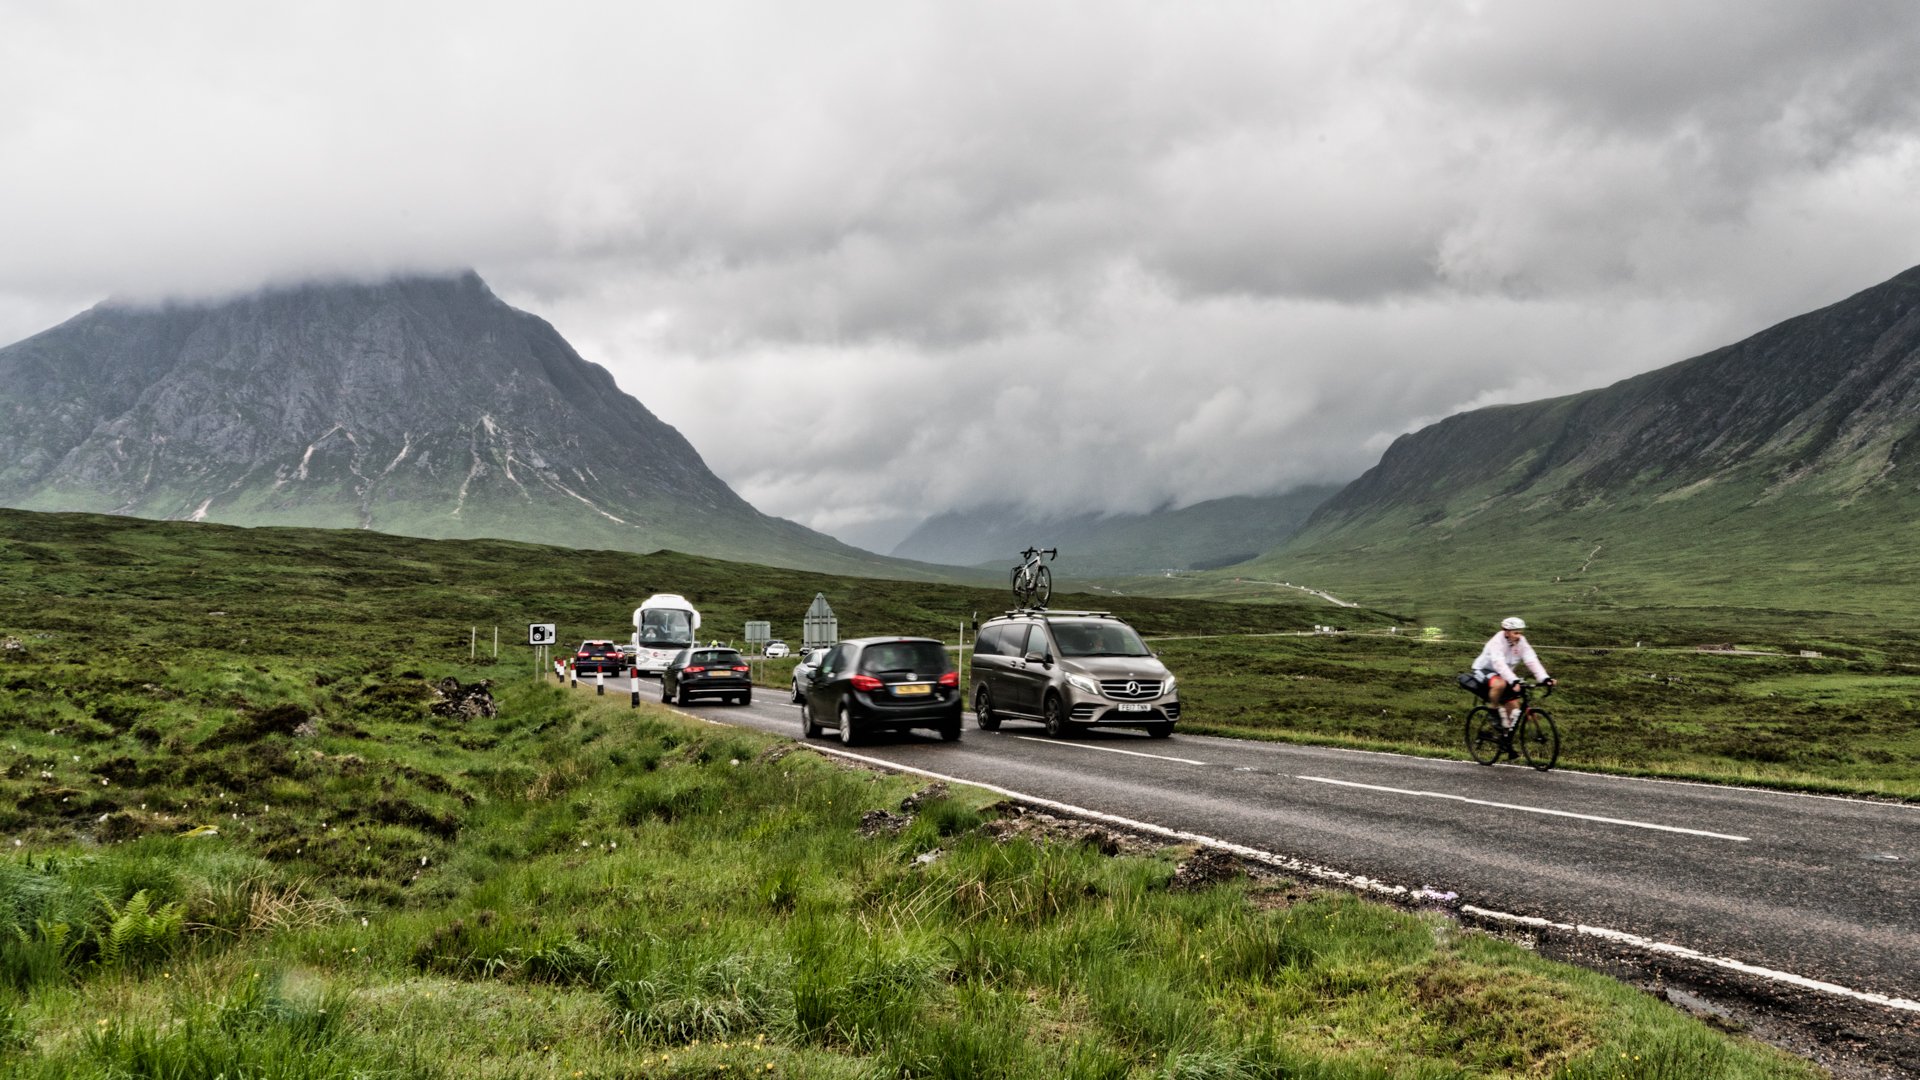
[1456,671,1486,695]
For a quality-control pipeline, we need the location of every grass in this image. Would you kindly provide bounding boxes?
[0,688,1819,1079]
[0,507,1827,1077]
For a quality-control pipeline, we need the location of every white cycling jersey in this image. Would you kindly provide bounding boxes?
[1473,632,1549,683]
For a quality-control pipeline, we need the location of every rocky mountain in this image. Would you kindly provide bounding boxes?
[891,487,1340,577]
[0,272,955,579]
[1252,264,1920,613]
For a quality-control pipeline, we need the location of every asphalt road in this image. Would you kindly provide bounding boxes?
[609,674,1918,1010]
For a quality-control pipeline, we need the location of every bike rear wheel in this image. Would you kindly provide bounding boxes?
[1032,565,1052,607]
[1518,708,1559,771]
[1465,706,1505,766]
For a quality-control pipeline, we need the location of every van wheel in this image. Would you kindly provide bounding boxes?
[1147,723,1173,739]
[837,703,859,746]
[974,687,1000,730]
[1043,694,1071,738]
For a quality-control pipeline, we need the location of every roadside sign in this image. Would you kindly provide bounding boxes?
[744,621,771,643]
[527,623,556,646]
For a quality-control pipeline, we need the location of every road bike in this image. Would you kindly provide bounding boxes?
[1011,546,1056,608]
[1462,678,1558,771]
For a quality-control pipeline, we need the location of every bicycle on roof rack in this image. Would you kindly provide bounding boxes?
[1460,677,1558,771]
[1011,546,1056,608]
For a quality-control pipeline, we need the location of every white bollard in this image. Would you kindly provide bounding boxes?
[597,671,605,696]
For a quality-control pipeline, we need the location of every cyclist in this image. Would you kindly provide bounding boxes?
[1472,617,1555,733]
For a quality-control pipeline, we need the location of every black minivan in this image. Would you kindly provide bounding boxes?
[801,637,961,744]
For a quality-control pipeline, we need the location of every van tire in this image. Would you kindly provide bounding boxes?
[974,687,1001,730]
[1043,694,1071,738]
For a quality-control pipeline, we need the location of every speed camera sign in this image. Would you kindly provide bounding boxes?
[527,623,556,646]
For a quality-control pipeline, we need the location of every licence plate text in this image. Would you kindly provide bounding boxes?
[1116,703,1151,712]
[893,684,932,695]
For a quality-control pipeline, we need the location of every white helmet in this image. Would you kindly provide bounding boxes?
[1501,617,1526,630]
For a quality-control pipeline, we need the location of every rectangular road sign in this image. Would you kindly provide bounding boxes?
[527,623,556,646]
[744,621,771,643]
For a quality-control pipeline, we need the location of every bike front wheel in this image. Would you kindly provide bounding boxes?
[1465,706,1504,766]
[1032,565,1052,607]
[1518,708,1559,771]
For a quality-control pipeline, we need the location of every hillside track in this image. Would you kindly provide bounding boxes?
[633,679,1919,1015]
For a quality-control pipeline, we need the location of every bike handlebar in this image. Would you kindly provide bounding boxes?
[1018,547,1059,560]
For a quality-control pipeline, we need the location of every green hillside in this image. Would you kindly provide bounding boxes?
[1199,265,1920,619]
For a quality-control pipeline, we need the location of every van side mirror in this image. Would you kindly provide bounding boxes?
[1025,652,1044,664]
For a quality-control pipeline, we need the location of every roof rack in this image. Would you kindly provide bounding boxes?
[997,609,1114,618]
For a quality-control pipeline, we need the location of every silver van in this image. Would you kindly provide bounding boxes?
[969,610,1179,738]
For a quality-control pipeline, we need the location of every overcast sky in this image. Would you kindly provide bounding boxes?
[6,1,1920,552]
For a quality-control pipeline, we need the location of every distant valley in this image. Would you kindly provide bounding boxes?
[891,487,1341,579]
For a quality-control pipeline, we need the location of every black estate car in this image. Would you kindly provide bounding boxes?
[661,647,752,706]
[801,637,961,745]
[572,640,627,676]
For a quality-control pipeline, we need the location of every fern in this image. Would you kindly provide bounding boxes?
[94,890,186,968]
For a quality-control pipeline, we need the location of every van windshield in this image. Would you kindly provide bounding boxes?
[639,608,694,647]
[1050,620,1152,657]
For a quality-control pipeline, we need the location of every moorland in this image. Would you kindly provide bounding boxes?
[0,508,1837,1077]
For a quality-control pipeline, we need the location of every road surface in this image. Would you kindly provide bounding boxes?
[603,673,1919,1014]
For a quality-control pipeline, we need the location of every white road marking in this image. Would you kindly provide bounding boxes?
[772,741,1912,1015]
[1461,907,1920,1013]
[1295,775,1750,841]
[1012,736,1208,765]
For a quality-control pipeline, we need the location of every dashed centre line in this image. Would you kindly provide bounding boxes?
[1295,776,1751,841]
[1011,736,1209,765]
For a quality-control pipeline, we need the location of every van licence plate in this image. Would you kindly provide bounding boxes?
[1116,703,1151,712]
[893,684,932,695]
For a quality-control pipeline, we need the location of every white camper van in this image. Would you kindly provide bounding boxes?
[631,593,701,677]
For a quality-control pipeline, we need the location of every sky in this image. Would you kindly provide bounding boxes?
[5,1,1920,553]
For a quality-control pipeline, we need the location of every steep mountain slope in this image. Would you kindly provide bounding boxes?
[1250,264,1920,614]
[0,273,958,579]
[890,487,1341,576]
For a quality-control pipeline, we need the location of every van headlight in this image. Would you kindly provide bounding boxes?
[1162,675,1176,695]
[1066,673,1099,695]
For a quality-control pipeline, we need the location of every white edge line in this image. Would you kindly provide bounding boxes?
[647,697,1920,1016]
[1295,775,1751,842]
[1460,907,1920,1014]
[1012,735,1208,765]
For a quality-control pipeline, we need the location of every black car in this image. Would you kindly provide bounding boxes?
[801,637,960,744]
[661,647,753,706]
[572,640,628,676]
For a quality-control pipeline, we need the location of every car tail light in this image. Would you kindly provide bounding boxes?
[685,666,706,673]
[850,674,883,692]
[938,671,958,687]
[732,665,749,672]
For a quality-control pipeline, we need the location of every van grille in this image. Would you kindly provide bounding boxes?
[1099,679,1163,700]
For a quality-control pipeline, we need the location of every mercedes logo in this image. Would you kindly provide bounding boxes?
[1125,680,1140,696]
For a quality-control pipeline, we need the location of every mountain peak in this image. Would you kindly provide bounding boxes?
[0,272,930,577]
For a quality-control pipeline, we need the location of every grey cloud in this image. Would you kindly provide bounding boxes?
[4,2,1920,547]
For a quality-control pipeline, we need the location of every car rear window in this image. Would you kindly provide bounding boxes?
[1050,620,1151,657]
[691,651,744,667]
[858,641,950,674]
[582,642,617,654]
